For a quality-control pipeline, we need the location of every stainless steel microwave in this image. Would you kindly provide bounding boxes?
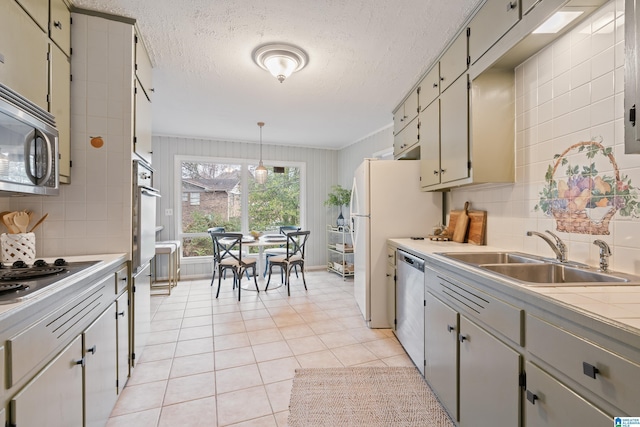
[0,83,59,196]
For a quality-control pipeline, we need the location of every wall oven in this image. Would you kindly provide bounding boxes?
[0,83,58,196]
[132,159,160,273]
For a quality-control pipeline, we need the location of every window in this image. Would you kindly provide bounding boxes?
[176,156,304,259]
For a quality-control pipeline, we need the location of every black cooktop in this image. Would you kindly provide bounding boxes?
[0,258,99,304]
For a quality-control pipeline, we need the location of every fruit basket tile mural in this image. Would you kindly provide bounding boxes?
[535,139,640,235]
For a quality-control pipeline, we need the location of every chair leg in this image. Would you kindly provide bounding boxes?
[235,269,241,301]
[286,264,291,296]
[252,265,260,292]
[265,263,274,290]
[216,268,223,298]
[301,265,307,290]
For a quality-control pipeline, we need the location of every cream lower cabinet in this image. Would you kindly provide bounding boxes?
[10,336,83,427]
[459,315,521,426]
[524,362,612,427]
[84,302,118,427]
[116,292,130,394]
[424,291,459,420]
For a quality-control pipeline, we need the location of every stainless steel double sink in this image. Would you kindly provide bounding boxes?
[438,252,640,286]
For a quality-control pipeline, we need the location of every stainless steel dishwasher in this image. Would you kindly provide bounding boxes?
[395,249,425,375]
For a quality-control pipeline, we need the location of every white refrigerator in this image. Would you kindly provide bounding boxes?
[349,159,442,328]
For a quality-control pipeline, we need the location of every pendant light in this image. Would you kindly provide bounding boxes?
[255,122,268,184]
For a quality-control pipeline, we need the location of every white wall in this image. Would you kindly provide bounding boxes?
[153,135,339,278]
[338,125,394,187]
[450,0,640,274]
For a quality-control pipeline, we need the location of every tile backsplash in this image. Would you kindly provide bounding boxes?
[450,0,640,274]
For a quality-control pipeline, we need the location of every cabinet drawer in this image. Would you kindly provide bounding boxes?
[419,65,440,111]
[439,31,468,93]
[116,266,129,294]
[387,246,396,266]
[527,314,640,415]
[525,361,612,427]
[426,267,522,346]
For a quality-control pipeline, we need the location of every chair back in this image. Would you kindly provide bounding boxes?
[279,225,301,235]
[211,232,244,265]
[285,230,310,261]
[208,227,226,259]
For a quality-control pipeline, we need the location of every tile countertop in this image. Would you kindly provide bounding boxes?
[0,253,128,318]
[389,238,640,335]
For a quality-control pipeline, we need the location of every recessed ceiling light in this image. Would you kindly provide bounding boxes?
[532,11,584,34]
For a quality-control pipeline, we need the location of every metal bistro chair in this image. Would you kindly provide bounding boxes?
[263,225,301,278]
[211,232,259,301]
[265,230,310,296]
[208,227,250,285]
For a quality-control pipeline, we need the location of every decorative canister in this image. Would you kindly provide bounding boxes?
[1,232,36,263]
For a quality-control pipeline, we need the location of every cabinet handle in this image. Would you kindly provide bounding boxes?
[87,345,97,355]
[54,21,62,29]
[75,358,85,367]
[507,1,517,10]
[458,334,467,342]
[433,170,439,175]
[440,76,444,81]
[582,362,599,379]
[447,324,455,332]
[117,310,126,317]
[433,83,438,88]
[526,390,538,405]
[440,169,446,174]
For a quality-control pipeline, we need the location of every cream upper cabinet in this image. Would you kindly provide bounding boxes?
[135,29,153,100]
[14,0,48,31]
[50,0,71,57]
[439,74,469,185]
[468,0,520,65]
[393,86,419,136]
[134,79,153,164]
[419,99,440,188]
[50,43,71,183]
[419,65,440,111]
[0,0,49,110]
[521,0,541,16]
[439,31,468,93]
[393,86,420,158]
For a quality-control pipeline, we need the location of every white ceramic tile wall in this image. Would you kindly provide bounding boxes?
[449,0,640,274]
[6,14,134,258]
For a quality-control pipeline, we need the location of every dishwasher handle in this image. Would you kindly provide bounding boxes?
[398,250,425,272]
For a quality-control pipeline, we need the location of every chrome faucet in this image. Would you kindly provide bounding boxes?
[593,240,612,272]
[526,230,567,262]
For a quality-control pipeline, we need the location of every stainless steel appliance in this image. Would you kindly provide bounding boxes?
[0,258,98,304]
[131,159,158,366]
[395,249,425,375]
[132,159,160,272]
[0,83,59,196]
[349,159,441,328]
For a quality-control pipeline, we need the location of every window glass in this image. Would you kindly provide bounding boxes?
[248,165,300,233]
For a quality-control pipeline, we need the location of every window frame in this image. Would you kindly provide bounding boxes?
[174,154,306,262]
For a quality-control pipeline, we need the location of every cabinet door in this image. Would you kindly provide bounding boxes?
[424,292,458,420]
[50,43,71,183]
[15,0,48,31]
[135,31,153,99]
[84,303,118,427]
[0,0,49,110]
[419,65,440,111]
[459,316,521,427]
[393,104,407,135]
[404,87,419,124]
[50,0,71,56]
[116,292,130,393]
[419,100,440,188]
[525,362,612,427]
[393,116,419,157]
[440,75,469,184]
[439,31,468,93]
[10,335,83,427]
[132,263,151,367]
[134,80,153,164]
[468,0,520,65]
[386,263,396,330]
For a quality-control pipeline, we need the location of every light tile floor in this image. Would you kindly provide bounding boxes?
[107,270,413,427]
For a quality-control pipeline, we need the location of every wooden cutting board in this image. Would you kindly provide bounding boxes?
[447,209,487,245]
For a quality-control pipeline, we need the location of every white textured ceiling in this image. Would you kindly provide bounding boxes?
[70,0,482,149]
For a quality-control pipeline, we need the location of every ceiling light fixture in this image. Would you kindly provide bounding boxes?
[255,122,268,184]
[253,43,308,83]
[532,10,583,34]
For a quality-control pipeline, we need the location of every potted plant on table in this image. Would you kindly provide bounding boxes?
[324,185,352,228]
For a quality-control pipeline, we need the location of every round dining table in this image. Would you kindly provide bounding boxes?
[240,234,288,291]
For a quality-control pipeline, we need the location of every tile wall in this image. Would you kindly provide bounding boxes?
[450,0,640,274]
